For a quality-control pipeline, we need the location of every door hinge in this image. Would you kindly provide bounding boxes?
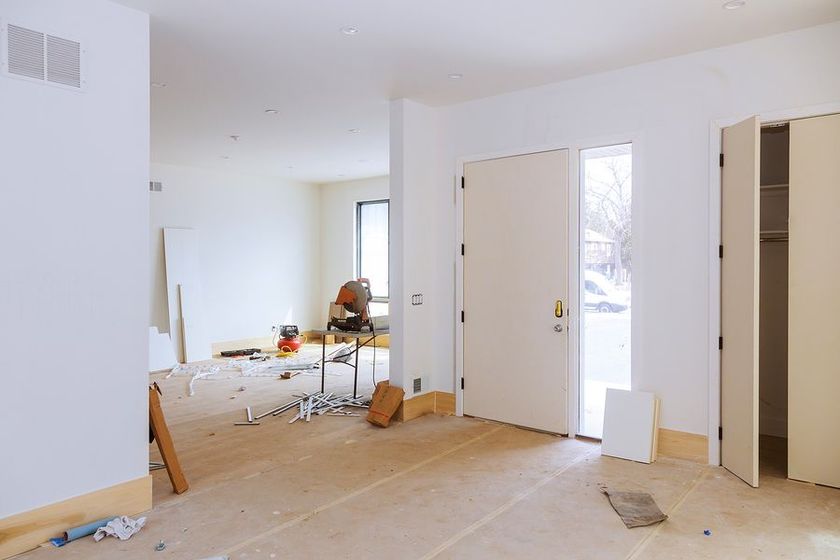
[719,153,724,167]
[461,243,464,256]
[718,336,723,350]
[461,310,464,323]
[461,176,465,189]
[461,377,465,390]
[719,245,723,259]
[718,426,723,440]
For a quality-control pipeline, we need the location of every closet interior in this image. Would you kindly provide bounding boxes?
[758,123,789,479]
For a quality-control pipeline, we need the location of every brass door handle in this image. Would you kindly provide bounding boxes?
[555,300,563,318]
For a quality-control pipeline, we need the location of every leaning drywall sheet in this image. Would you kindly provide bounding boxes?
[149,326,177,372]
[601,389,659,464]
[178,284,212,362]
[163,228,209,363]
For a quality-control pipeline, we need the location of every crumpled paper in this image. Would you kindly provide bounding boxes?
[93,515,147,542]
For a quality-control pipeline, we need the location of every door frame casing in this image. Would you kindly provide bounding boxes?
[454,132,642,438]
[708,101,840,467]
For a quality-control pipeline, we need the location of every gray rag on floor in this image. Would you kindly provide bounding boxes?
[601,489,668,528]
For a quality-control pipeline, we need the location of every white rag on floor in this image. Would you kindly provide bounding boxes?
[93,515,147,542]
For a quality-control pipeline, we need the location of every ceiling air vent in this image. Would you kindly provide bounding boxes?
[3,23,83,90]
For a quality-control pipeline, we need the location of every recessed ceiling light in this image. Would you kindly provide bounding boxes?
[448,73,463,80]
[348,128,361,134]
[340,26,359,35]
[722,0,746,9]
[151,82,167,88]
[264,109,280,115]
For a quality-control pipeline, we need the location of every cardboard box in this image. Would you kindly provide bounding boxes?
[366,381,405,428]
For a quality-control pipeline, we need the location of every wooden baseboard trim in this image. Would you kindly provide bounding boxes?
[435,391,456,415]
[657,428,708,464]
[0,475,152,559]
[397,391,456,422]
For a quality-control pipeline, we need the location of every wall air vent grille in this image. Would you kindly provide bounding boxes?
[7,24,44,80]
[46,34,81,88]
[4,23,83,90]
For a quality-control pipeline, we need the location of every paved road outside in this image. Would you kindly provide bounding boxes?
[581,309,631,438]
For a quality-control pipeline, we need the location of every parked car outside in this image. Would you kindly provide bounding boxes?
[584,270,630,313]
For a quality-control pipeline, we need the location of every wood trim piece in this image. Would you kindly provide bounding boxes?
[657,428,708,464]
[435,392,456,415]
[149,385,189,494]
[397,392,436,422]
[397,392,456,422]
[0,475,152,559]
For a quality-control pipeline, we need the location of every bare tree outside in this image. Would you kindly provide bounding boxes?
[583,151,632,286]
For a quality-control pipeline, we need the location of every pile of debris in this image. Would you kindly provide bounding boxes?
[235,392,370,426]
[168,344,354,396]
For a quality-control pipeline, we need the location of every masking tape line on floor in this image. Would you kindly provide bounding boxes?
[223,424,506,555]
[419,447,597,560]
[624,467,709,560]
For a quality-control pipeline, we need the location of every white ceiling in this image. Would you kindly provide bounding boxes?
[115,0,840,184]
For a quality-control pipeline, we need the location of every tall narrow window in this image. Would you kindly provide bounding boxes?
[356,200,389,301]
[580,144,632,439]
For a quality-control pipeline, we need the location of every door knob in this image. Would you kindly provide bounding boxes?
[554,324,564,332]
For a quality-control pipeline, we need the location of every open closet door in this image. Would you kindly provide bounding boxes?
[788,114,840,489]
[721,116,760,488]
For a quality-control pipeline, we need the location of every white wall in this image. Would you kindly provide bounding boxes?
[391,22,840,436]
[0,0,149,517]
[318,176,389,326]
[390,100,445,395]
[150,164,321,345]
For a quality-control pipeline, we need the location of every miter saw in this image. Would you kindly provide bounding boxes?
[327,278,373,332]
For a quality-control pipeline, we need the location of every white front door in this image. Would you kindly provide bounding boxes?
[463,150,569,434]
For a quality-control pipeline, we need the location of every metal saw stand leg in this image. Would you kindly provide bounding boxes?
[353,337,359,399]
[321,335,327,394]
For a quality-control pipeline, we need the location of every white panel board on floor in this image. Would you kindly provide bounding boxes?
[178,284,212,362]
[148,327,177,372]
[601,389,659,464]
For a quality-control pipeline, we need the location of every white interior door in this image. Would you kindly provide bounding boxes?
[721,116,760,487]
[463,150,568,434]
[788,114,840,489]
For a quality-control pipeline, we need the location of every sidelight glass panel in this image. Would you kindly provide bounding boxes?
[580,144,632,438]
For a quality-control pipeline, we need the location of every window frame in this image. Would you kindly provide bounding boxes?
[355,199,390,302]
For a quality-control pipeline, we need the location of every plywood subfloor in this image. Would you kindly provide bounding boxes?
[15,349,840,559]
